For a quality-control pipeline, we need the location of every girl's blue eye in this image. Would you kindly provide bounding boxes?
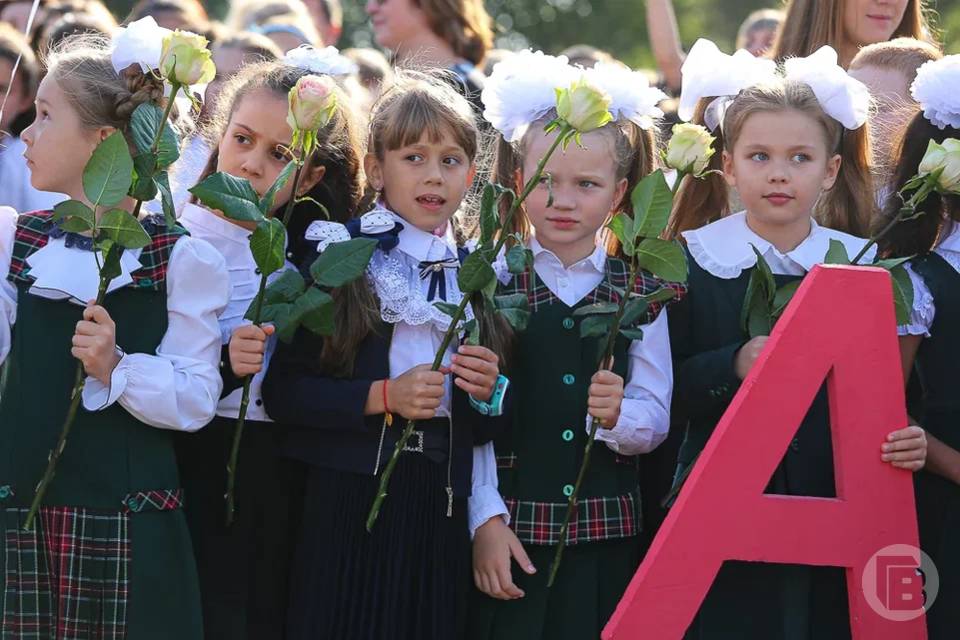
[579,180,597,188]
[405,154,423,162]
[750,152,768,162]
[234,134,249,145]
[443,156,462,166]
[792,153,811,163]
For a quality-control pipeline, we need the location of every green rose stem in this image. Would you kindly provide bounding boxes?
[547,174,688,586]
[225,159,305,525]
[23,265,112,531]
[850,178,937,266]
[662,173,942,515]
[546,256,640,587]
[365,123,575,532]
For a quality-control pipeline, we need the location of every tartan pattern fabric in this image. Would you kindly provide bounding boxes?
[2,506,130,640]
[121,489,183,514]
[499,256,687,327]
[7,211,188,292]
[504,491,640,546]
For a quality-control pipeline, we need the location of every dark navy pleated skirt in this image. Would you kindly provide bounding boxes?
[288,455,470,640]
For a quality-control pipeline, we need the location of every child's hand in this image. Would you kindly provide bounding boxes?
[229,324,275,377]
[735,336,769,380]
[451,345,500,402]
[473,516,535,600]
[389,364,445,420]
[881,426,927,471]
[72,302,121,385]
[588,369,624,429]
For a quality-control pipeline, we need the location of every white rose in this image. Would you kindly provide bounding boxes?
[919,138,960,193]
[665,123,716,177]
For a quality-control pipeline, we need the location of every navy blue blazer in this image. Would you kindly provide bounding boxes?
[261,321,510,497]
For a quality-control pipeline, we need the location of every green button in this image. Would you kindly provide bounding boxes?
[562,429,574,442]
[562,317,574,330]
[138,278,154,288]
[562,484,574,497]
[126,497,139,510]
[562,374,575,385]
[0,485,10,499]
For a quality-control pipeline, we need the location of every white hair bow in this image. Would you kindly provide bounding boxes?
[482,50,666,142]
[911,55,960,130]
[678,39,777,124]
[110,16,172,75]
[783,46,870,130]
[283,45,358,77]
[679,39,870,132]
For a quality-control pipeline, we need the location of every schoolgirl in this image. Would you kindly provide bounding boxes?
[260,71,512,640]
[174,47,364,639]
[467,50,686,640]
[881,54,960,640]
[0,31,229,638]
[667,41,927,638]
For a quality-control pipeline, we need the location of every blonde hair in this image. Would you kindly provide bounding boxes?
[773,0,935,62]
[44,34,184,141]
[415,0,493,66]
[849,37,943,82]
[493,114,658,256]
[668,78,874,238]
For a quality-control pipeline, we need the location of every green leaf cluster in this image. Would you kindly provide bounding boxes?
[129,104,182,228]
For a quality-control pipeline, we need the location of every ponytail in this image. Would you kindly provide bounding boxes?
[666,97,729,240]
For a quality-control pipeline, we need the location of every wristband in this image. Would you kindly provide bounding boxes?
[469,375,510,417]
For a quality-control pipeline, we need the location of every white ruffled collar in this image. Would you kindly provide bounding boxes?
[26,237,144,305]
[366,205,474,330]
[682,211,872,279]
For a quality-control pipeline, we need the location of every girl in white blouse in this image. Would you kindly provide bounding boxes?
[0,36,228,638]
[175,54,365,639]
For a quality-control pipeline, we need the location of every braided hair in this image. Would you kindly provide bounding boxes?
[44,34,193,148]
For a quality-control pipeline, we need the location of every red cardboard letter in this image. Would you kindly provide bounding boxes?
[604,266,925,639]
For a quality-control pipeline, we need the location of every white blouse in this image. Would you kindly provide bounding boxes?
[682,211,876,279]
[469,236,675,537]
[0,206,230,432]
[899,222,960,337]
[179,203,286,422]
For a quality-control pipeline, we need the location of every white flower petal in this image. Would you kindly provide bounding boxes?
[359,212,396,235]
[283,45,357,76]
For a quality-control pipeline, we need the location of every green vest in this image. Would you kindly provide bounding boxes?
[0,212,188,509]
[494,257,678,546]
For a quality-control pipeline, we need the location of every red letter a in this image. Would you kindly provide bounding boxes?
[604,266,926,639]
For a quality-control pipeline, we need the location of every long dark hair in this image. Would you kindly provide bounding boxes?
[877,115,960,258]
[195,60,365,260]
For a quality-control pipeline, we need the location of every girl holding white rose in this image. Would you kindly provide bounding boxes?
[0,27,230,638]
[260,72,513,640]
[879,55,960,639]
[666,41,927,638]
[468,51,686,640]
[174,48,364,640]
